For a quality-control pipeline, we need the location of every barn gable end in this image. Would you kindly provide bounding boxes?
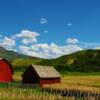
[0,58,13,82]
[0,58,14,74]
[22,66,39,84]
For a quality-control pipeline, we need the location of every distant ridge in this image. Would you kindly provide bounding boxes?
[0,46,41,62]
[1,46,100,72]
[0,46,42,70]
[37,49,100,72]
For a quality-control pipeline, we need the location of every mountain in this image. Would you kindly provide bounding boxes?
[0,46,100,72]
[0,47,41,61]
[37,49,100,72]
[0,47,42,70]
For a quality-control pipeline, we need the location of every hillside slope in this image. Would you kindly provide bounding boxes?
[37,49,100,72]
[0,47,41,70]
[0,47,40,61]
[0,46,100,72]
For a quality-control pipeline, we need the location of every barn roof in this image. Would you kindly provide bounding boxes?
[32,65,60,78]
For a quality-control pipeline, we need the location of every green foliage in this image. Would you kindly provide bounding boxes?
[0,46,41,71]
[37,49,100,72]
[1,46,100,73]
[12,58,41,71]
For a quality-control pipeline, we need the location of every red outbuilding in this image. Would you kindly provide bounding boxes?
[0,58,13,82]
[22,65,61,87]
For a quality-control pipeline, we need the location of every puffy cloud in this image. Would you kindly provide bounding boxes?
[22,38,37,45]
[0,37,16,50]
[40,18,48,24]
[2,29,100,59]
[16,30,39,38]
[66,38,79,44]
[15,30,40,45]
[49,43,61,55]
[19,43,82,59]
[61,44,82,55]
[0,31,83,59]
[19,45,39,57]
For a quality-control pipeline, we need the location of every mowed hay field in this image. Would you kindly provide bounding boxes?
[13,72,100,92]
[62,75,100,88]
[44,75,100,96]
[0,72,99,100]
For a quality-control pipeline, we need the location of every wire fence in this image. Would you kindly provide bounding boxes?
[0,83,100,100]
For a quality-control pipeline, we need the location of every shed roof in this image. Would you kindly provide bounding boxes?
[32,65,60,78]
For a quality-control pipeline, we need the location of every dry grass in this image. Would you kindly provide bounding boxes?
[13,72,100,91]
[62,76,100,87]
[44,75,100,93]
[0,88,75,100]
[6,72,99,99]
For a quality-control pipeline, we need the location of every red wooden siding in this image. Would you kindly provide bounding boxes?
[0,59,13,82]
[39,78,60,87]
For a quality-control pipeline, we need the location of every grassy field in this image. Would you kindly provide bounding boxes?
[44,75,100,93]
[13,71,100,86]
[0,71,99,99]
[13,71,100,91]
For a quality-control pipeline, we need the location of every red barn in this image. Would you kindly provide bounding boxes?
[22,65,61,87]
[0,58,13,82]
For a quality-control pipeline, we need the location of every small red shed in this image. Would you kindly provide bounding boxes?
[22,65,61,87]
[0,58,13,82]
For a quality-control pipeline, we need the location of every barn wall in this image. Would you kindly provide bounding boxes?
[3,59,13,74]
[0,60,13,82]
[22,66,39,84]
[39,78,60,87]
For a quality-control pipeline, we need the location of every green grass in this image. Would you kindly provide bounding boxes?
[61,71,100,76]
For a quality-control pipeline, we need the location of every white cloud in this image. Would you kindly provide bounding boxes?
[40,18,48,24]
[66,38,79,44]
[19,45,39,57]
[44,30,48,33]
[67,23,72,26]
[0,31,83,58]
[95,47,100,49]
[18,43,82,59]
[15,30,40,45]
[0,37,16,50]
[49,43,61,55]
[22,38,37,45]
[1,29,100,59]
[61,44,82,55]
[15,30,39,38]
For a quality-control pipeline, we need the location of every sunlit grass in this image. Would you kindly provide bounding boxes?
[44,75,100,93]
[0,71,97,99]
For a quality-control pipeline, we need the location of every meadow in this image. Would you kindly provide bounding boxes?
[0,71,100,100]
[44,75,100,93]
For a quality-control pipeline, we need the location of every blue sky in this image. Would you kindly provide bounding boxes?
[0,0,100,58]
